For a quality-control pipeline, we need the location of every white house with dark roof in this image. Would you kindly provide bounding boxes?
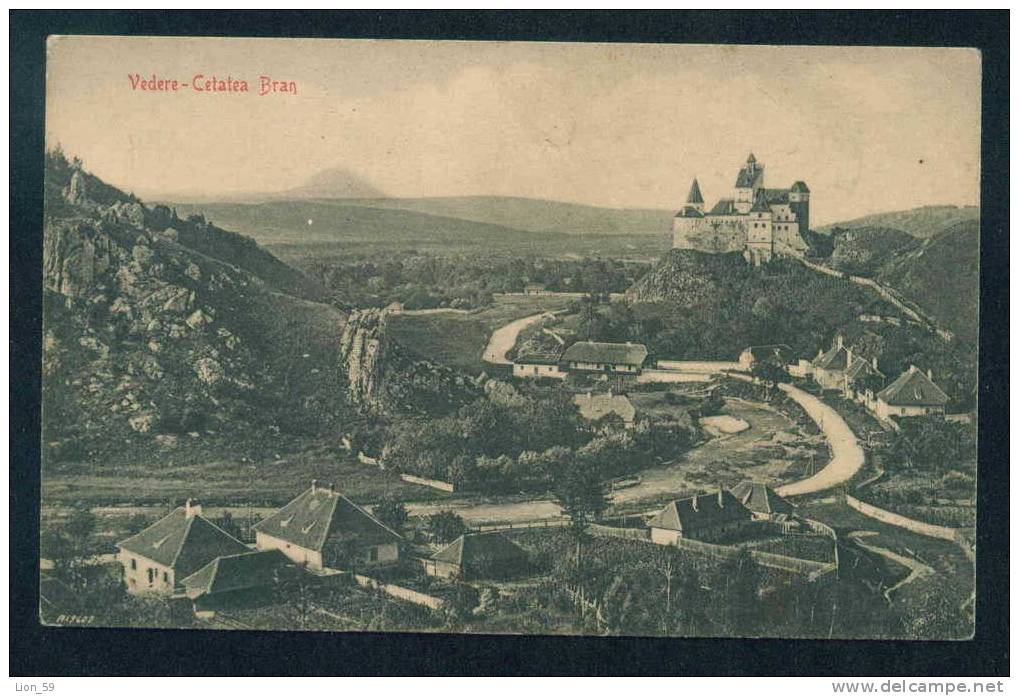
[253,481,403,572]
[180,549,293,602]
[116,500,250,595]
[561,341,648,375]
[512,350,566,380]
[647,489,753,544]
[812,335,882,398]
[425,533,528,580]
[871,365,950,419]
[673,154,811,265]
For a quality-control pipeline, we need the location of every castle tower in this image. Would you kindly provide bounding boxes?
[734,152,765,214]
[685,178,705,214]
[789,181,811,235]
[745,188,774,265]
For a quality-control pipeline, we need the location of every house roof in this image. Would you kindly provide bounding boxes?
[253,486,403,551]
[573,392,637,423]
[791,181,810,193]
[845,354,883,380]
[431,533,527,572]
[729,482,796,516]
[813,344,850,371]
[562,341,648,367]
[117,507,250,578]
[180,549,291,597]
[707,198,738,216]
[877,366,950,406]
[686,179,704,204]
[736,164,765,189]
[515,350,562,365]
[675,206,704,219]
[647,490,752,532]
[750,189,772,213]
[763,188,791,205]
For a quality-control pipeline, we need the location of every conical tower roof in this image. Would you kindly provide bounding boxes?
[686,178,704,204]
[750,188,771,213]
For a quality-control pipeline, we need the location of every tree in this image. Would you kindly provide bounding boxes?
[273,566,318,629]
[372,497,408,532]
[552,462,609,571]
[428,510,467,545]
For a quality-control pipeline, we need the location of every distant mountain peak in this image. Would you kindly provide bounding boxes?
[284,166,387,199]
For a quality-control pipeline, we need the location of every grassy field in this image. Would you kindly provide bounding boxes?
[40,443,450,510]
[387,294,574,374]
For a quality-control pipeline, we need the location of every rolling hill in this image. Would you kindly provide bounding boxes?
[875,220,980,346]
[169,199,668,259]
[308,195,675,236]
[818,205,979,239]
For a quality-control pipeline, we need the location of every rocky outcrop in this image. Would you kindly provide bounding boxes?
[338,308,388,410]
[43,219,115,299]
[41,152,345,465]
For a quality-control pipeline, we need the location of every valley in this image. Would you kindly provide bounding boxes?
[40,152,976,641]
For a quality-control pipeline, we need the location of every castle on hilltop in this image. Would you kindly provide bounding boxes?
[673,153,811,264]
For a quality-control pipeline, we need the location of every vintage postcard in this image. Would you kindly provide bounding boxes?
[40,36,979,640]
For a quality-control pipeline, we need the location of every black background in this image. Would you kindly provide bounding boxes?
[10,10,1009,677]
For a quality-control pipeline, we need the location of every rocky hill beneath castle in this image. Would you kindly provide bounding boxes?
[41,152,477,471]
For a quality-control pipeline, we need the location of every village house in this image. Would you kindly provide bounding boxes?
[181,548,294,608]
[561,341,649,376]
[253,481,403,572]
[738,344,794,371]
[424,533,529,580]
[512,350,566,380]
[647,489,753,545]
[116,499,250,596]
[729,481,796,521]
[811,335,882,398]
[871,365,950,419]
[573,390,637,428]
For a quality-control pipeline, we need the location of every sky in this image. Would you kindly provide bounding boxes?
[46,37,981,225]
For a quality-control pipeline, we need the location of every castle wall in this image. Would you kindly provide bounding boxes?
[672,216,747,253]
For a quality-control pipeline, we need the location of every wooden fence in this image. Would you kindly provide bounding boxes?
[468,517,571,533]
[399,474,455,493]
[352,574,445,611]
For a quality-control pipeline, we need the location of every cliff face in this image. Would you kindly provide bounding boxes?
[42,154,349,467]
[337,307,483,415]
[338,309,388,411]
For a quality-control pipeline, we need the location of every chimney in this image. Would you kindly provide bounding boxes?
[835,334,843,349]
[908,365,918,374]
[717,488,724,507]
[691,495,699,512]
[185,498,202,518]
[845,346,853,365]
[872,356,879,371]
[927,369,933,381]
[311,478,318,492]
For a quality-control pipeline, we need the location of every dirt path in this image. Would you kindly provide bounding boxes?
[482,311,557,365]
[848,531,934,601]
[774,384,866,497]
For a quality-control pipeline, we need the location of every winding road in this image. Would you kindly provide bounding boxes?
[848,531,934,601]
[482,311,559,365]
[774,383,866,497]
